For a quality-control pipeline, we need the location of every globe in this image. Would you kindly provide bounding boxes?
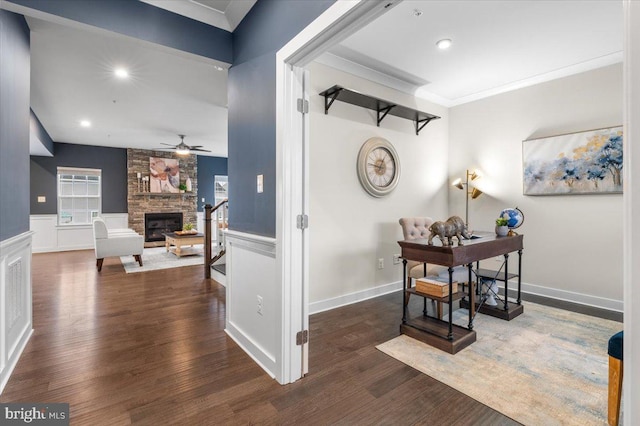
[499,207,524,229]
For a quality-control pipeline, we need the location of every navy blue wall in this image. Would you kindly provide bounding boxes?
[196,155,228,212]
[30,109,54,155]
[7,0,232,63]
[30,143,128,214]
[228,0,334,237]
[0,10,30,241]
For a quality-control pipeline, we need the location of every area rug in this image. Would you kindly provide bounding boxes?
[376,302,622,426]
[120,246,203,273]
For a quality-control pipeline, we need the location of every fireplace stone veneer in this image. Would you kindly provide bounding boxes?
[126,149,197,238]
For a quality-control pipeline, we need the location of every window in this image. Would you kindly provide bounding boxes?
[57,167,102,225]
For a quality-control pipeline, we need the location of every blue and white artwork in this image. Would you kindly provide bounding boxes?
[523,126,623,195]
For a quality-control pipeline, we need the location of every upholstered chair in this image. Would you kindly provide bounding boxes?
[93,217,144,272]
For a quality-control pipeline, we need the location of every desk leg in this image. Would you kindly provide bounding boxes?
[447,266,453,340]
[402,259,408,324]
[503,253,509,311]
[467,263,474,330]
[517,249,523,305]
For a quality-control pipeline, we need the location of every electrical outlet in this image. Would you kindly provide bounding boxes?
[257,295,263,315]
[393,254,401,265]
[378,258,384,269]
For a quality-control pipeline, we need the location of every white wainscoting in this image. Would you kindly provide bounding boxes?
[224,231,278,380]
[0,231,34,394]
[30,214,128,253]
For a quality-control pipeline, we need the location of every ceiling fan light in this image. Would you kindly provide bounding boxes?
[176,148,190,155]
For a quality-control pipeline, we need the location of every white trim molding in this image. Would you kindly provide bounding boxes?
[0,231,34,394]
[310,280,403,315]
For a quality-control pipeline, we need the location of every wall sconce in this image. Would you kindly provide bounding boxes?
[452,169,483,227]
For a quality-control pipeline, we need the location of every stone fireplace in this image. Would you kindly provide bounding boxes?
[126,149,198,243]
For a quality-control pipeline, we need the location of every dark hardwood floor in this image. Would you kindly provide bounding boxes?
[0,250,518,425]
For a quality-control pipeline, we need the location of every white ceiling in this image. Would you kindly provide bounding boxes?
[27,0,623,157]
[320,0,623,107]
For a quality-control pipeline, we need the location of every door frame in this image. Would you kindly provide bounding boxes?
[274,0,399,383]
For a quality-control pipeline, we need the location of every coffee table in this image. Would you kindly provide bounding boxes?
[164,232,205,257]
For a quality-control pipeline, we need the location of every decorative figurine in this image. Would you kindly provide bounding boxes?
[427,215,471,246]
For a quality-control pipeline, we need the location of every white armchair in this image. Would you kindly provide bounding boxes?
[93,218,144,272]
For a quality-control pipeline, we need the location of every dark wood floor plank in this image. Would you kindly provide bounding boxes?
[0,249,517,425]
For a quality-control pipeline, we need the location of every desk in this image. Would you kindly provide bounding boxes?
[164,232,205,257]
[398,232,524,354]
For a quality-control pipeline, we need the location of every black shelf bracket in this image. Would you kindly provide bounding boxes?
[416,117,435,136]
[377,104,396,127]
[319,85,440,136]
[323,87,343,115]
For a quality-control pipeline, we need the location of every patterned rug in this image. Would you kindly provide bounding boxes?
[120,246,203,273]
[377,302,622,426]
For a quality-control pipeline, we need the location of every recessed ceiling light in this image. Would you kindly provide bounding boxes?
[80,120,91,128]
[214,65,224,71]
[114,68,129,79]
[413,9,423,17]
[436,39,452,50]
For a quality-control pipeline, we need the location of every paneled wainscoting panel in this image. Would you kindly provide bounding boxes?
[30,214,128,253]
[225,231,278,380]
[0,231,34,393]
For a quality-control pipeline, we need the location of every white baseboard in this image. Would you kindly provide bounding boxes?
[0,328,32,394]
[515,280,623,313]
[309,279,623,316]
[309,280,404,315]
[225,322,276,379]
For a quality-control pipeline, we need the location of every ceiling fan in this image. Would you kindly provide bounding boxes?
[153,135,211,155]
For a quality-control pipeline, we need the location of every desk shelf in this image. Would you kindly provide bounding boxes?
[401,316,476,355]
[466,267,523,320]
[405,287,466,303]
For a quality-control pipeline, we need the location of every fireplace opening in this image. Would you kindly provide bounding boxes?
[144,212,183,242]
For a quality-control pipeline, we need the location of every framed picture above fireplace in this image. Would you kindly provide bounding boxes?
[149,157,180,193]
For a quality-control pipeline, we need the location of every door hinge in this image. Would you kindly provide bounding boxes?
[296,330,309,345]
[296,214,308,230]
[297,98,309,114]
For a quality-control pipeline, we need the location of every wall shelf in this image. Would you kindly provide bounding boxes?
[319,85,440,135]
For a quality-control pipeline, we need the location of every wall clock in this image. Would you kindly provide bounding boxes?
[356,137,401,197]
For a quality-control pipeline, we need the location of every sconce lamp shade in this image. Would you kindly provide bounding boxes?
[453,169,483,227]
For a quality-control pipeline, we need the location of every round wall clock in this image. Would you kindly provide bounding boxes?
[356,137,401,197]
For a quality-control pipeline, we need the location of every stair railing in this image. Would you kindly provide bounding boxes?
[204,199,228,279]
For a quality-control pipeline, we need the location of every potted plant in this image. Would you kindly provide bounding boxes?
[495,215,509,237]
[182,222,195,234]
[178,183,187,193]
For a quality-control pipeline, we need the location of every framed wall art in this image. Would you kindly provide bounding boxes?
[522,126,623,195]
[149,157,180,193]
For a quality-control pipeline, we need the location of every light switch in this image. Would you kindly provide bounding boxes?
[37,196,46,203]
[257,174,264,193]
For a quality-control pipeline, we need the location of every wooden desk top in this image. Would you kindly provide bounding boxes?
[398,232,523,267]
